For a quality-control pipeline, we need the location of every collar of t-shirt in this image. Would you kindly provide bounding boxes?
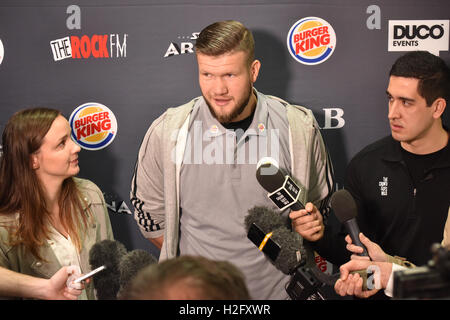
[221,108,256,142]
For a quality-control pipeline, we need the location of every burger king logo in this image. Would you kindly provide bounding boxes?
[287,17,336,65]
[69,102,118,150]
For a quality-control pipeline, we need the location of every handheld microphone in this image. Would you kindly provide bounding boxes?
[245,206,285,232]
[245,206,339,299]
[331,189,369,257]
[89,240,127,300]
[245,206,307,274]
[256,157,305,211]
[117,249,158,298]
[89,240,159,299]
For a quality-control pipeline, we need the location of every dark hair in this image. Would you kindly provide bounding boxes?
[120,255,250,300]
[195,20,255,65]
[0,108,90,260]
[389,51,450,106]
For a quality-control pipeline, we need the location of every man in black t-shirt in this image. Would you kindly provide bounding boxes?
[315,51,450,298]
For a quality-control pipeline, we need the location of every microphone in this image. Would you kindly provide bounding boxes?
[330,189,368,257]
[89,240,159,299]
[256,157,305,211]
[89,240,128,300]
[245,206,307,274]
[245,206,285,232]
[117,249,157,299]
[245,206,339,299]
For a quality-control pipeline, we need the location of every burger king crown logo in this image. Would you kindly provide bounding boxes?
[69,102,118,150]
[287,17,336,65]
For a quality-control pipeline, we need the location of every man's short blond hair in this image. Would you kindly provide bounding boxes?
[195,20,255,65]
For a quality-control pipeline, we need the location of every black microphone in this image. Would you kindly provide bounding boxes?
[256,157,305,211]
[117,249,158,299]
[330,189,368,257]
[245,206,339,299]
[245,206,307,274]
[89,239,128,300]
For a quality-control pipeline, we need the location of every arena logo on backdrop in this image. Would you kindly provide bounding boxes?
[388,20,449,56]
[287,17,336,65]
[103,193,132,215]
[69,102,118,150]
[50,34,128,61]
[0,38,4,66]
[164,32,199,58]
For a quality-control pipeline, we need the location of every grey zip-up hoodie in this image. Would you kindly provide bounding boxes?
[131,90,334,261]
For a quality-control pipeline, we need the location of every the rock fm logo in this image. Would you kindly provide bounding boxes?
[287,17,336,65]
[69,103,118,150]
[50,34,128,61]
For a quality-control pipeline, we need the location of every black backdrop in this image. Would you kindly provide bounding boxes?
[0,0,448,278]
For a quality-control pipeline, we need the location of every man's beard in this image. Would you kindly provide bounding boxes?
[204,87,252,124]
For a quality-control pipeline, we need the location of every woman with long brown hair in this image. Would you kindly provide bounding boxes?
[0,108,114,299]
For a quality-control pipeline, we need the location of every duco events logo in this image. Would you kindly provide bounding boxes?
[69,103,118,150]
[50,34,128,61]
[388,20,449,55]
[0,38,4,66]
[287,17,336,65]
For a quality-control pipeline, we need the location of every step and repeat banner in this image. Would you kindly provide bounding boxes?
[0,0,449,274]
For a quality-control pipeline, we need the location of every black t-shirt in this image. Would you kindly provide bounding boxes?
[316,135,450,268]
[401,144,448,187]
[222,109,255,142]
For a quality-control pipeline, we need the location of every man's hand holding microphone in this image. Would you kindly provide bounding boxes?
[289,202,325,242]
[334,232,394,298]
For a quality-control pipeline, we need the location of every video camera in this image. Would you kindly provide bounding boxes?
[285,245,341,300]
[393,243,450,299]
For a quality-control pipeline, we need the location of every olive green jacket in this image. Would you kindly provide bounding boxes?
[0,178,114,300]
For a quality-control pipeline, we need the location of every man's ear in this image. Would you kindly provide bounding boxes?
[432,97,446,119]
[250,59,261,83]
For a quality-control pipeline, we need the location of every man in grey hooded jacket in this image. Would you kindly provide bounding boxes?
[130,20,334,299]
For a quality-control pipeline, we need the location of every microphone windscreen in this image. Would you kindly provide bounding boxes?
[117,249,157,298]
[244,206,285,233]
[270,227,307,274]
[330,189,358,223]
[89,239,128,300]
[256,157,286,193]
